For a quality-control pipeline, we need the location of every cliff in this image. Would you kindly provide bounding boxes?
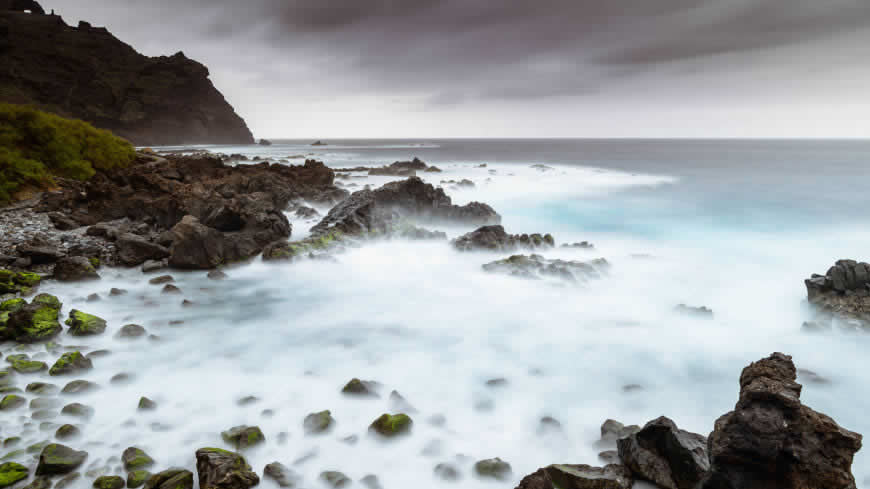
[0,3,254,146]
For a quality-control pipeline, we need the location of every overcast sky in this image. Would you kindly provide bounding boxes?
[55,0,870,138]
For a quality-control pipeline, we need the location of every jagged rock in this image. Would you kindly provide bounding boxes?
[515,464,632,489]
[699,352,862,489]
[474,458,512,481]
[167,216,228,269]
[138,397,157,410]
[263,462,297,488]
[116,234,169,267]
[805,260,870,324]
[311,177,500,237]
[617,416,708,489]
[195,448,259,489]
[597,419,640,447]
[53,257,100,282]
[35,443,87,475]
[142,468,193,489]
[368,158,435,176]
[452,225,553,252]
[0,462,28,487]
[482,254,609,282]
[65,310,107,336]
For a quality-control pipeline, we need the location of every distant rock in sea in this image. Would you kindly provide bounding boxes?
[805,259,870,327]
[0,2,254,146]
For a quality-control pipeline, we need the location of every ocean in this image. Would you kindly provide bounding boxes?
[15,139,870,487]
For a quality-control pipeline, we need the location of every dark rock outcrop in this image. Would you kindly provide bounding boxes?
[0,7,253,145]
[195,448,259,489]
[452,225,553,252]
[805,259,870,324]
[515,464,632,489]
[482,254,609,282]
[617,416,709,489]
[699,352,862,489]
[310,177,500,237]
[116,234,169,266]
[368,158,439,176]
[52,256,99,281]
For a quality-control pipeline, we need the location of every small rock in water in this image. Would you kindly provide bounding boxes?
[109,288,127,296]
[207,270,227,280]
[109,373,133,385]
[320,471,351,489]
[369,413,413,438]
[537,416,563,435]
[49,351,93,376]
[161,284,181,295]
[127,470,150,488]
[264,462,298,488]
[303,410,335,435]
[221,425,265,449]
[622,384,643,393]
[148,275,174,285]
[236,395,260,406]
[61,402,94,419]
[389,390,417,413]
[61,380,97,394]
[137,397,157,411]
[55,424,81,440]
[92,475,125,489]
[116,324,146,339]
[341,378,381,398]
[86,293,101,302]
[674,304,714,319]
[292,449,318,466]
[434,462,462,482]
[122,447,154,471]
[474,458,512,481]
[485,378,509,388]
[360,474,382,489]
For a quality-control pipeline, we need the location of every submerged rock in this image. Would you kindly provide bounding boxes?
[319,471,351,488]
[65,310,107,336]
[116,324,147,339]
[699,352,863,489]
[3,294,63,343]
[515,464,633,489]
[195,448,259,489]
[482,254,609,282]
[341,378,381,398]
[93,475,125,489]
[127,470,151,488]
[452,225,553,252]
[598,419,640,447]
[617,416,709,489]
[474,458,512,481]
[122,447,155,471]
[303,410,335,434]
[434,462,461,482]
[263,462,298,488]
[61,380,98,394]
[35,443,88,475]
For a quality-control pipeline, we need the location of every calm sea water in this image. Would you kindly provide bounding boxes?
[6,140,870,488]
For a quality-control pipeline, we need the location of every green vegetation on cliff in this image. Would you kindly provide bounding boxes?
[0,103,135,203]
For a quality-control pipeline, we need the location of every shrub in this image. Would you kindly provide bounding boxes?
[0,103,135,203]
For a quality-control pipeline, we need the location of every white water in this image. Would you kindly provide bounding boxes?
[3,144,870,488]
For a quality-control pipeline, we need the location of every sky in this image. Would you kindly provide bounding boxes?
[54,0,870,139]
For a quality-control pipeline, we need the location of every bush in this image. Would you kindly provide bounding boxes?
[0,103,135,204]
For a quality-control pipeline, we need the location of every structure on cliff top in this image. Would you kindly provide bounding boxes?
[0,1,254,146]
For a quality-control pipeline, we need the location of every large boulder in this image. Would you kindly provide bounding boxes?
[515,464,632,489]
[805,259,870,323]
[195,448,259,489]
[310,177,500,237]
[53,256,100,281]
[617,416,709,489]
[699,352,862,489]
[168,216,227,269]
[116,233,170,266]
[453,225,553,252]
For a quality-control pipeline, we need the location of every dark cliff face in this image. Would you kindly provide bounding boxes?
[0,8,254,146]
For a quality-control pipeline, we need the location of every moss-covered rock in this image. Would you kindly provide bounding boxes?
[0,461,28,487]
[368,413,412,437]
[20,476,51,489]
[49,351,93,376]
[54,472,82,489]
[194,448,259,489]
[127,470,150,488]
[55,424,81,440]
[26,382,58,395]
[65,310,107,336]
[142,468,193,489]
[303,410,335,435]
[35,443,88,475]
[319,471,351,488]
[341,378,381,398]
[263,462,297,488]
[61,403,94,419]
[0,394,25,411]
[138,397,157,411]
[220,426,265,450]
[122,447,155,471]
[474,458,512,481]
[4,294,63,343]
[0,270,41,296]
[92,475,124,489]
[0,298,25,313]
[10,358,47,374]
[61,380,97,394]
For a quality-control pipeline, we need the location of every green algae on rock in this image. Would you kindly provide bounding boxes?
[61,380,98,394]
[142,467,193,489]
[9,358,47,374]
[221,426,265,450]
[35,443,88,475]
[319,471,351,488]
[55,424,81,440]
[304,410,335,435]
[195,448,259,489]
[341,378,381,398]
[368,413,413,437]
[474,458,513,481]
[0,461,28,488]
[0,394,25,411]
[65,310,107,336]
[49,351,93,376]
[127,470,151,488]
[0,270,41,296]
[122,447,155,471]
[92,475,125,489]
[3,294,63,343]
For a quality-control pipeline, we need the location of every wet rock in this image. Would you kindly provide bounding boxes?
[236,395,259,406]
[35,443,88,475]
[598,451,620,465]
[482,254,609,282]
[143,468,193,489]
[311,177,500,237]
[109,373,132,385]
[18,244,63,264]
[434,462,461,481]
[26,382,58,395]
[207,270,227,280]
[61,380,98,394]
[138,397,157,411]
[221,425,265,449]
[55,424,81,440]
[474,458,512,481]
[0,462,28,487]
[369,413,412,437]
[93,475,125,489]
[116,324,147,339]
[452,225,553,252]
[485,377,509,388]
[263,462,298,488]
[49,351,93,376]
[360,474,381,489]
[368,157,432,176]
[0,270,41,296]
[167,216,228,270]
[161,284,181,295]
[116,234,169,267]
[65,310,107,336]
[0,394,25,411]
[61,403,94,419]
[127,470,151,488]
[562,241,594,249]
[195,448,259,489]
[53,257,100,282]
[142,260,168,273]
[86,293,101,302]
[341,378,381,398]
[4,294,63,343]
[148,275,174,285]
[805,260,870,323]
[515,464,633,489]
[303,410,335,434]
[109,288,127,296]
[319,471,351,488]
[9,356,47,374]
[616,416,708,489]
[31,397,61,409]
[122,447,155,471]
[622,384,643,393]
[674,304,714,319]
[699,352,863,489]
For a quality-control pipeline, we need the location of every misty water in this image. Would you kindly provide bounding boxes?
[4,139,870,488]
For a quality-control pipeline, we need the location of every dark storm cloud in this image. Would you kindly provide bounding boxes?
[53,0,870,103]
